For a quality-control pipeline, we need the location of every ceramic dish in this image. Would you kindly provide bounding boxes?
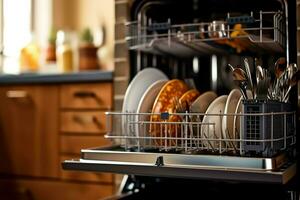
[221,89,242,148]
[179,89,200,111]
[190,91,218,114]
[201,95,228,149]
[122,68,168,114]
[135,80,168,145]
[149,79,189,146]
[122,68,168,144]
[189,91,217,139]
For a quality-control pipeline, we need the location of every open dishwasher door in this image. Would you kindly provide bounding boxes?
[62,143,297,200]
[62,145,297,184]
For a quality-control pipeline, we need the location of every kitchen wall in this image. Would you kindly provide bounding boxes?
[52,0,115,70]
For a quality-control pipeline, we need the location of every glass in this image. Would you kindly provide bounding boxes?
[208,20,226,38]
[19,41,40,72]
[56,30,75,73]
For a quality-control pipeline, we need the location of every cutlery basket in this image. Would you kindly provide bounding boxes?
[241,100,295,157]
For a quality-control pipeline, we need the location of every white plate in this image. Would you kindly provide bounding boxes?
[201,95,228,149]
[135,80,168,142]
[190,91,218,114]
[232,90,253,145]
[232,96,243,145]
[122,68,168,142]
[122,68,168,114]
[221,89,241,148]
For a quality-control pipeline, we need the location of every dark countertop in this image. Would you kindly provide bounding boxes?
[0,71,113,84]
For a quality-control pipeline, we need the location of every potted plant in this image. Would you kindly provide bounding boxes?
[78,28,99,70]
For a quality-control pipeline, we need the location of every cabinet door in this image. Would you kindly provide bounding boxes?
[0,85,59,178]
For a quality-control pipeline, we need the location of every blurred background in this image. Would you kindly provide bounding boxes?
[0,0,118,200]
[0,0,115,74]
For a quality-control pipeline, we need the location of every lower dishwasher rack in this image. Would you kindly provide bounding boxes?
[62,145,296,184]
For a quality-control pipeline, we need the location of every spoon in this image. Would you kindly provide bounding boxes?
[283,69,299,102]
[287,63,298,80]
[273,57,287,100]
[274,57,287,79]
[256,65,264,83]
[231,66,248,99]
[278,63,297,101]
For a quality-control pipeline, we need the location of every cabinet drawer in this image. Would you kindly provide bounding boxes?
[60,83,112,109]
[60,156,113,183]
[60,135,112,154]
[60,111,106,133]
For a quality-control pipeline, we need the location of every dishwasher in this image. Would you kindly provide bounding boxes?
[63,0,299,199]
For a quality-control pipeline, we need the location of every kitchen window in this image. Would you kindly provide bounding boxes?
[0,0,32,74]
[0,0,52,74]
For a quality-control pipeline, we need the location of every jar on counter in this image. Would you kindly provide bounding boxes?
[19,33,40,73]
[56,30,74,73]
[19,42,40,72]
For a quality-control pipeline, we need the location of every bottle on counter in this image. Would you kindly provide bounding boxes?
[19,34,40,73]
[56,30,74,73]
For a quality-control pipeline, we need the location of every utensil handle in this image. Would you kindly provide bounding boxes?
[239,82,248,100]
[283,86,291,102]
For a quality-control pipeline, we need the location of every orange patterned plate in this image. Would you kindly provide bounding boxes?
[179,89,200,111]
[149,79,189,147]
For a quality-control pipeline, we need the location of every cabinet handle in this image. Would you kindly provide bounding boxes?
[6,90,28,99]
[73,115,102,128]
[73,91,96,98]
[73,91,102,104]
[92,116,102,127]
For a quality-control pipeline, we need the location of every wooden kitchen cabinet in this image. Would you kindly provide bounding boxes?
[0,85,59,178]
[58,83,114,184]
[0,80,115,200]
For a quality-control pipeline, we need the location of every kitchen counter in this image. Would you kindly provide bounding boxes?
[0,71,113,84]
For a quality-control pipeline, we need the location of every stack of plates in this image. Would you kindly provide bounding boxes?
[122,68,248,150]
[222,89,242,148]
[122,68,168,146]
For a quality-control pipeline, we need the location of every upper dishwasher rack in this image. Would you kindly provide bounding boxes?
[125,11,285,57]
